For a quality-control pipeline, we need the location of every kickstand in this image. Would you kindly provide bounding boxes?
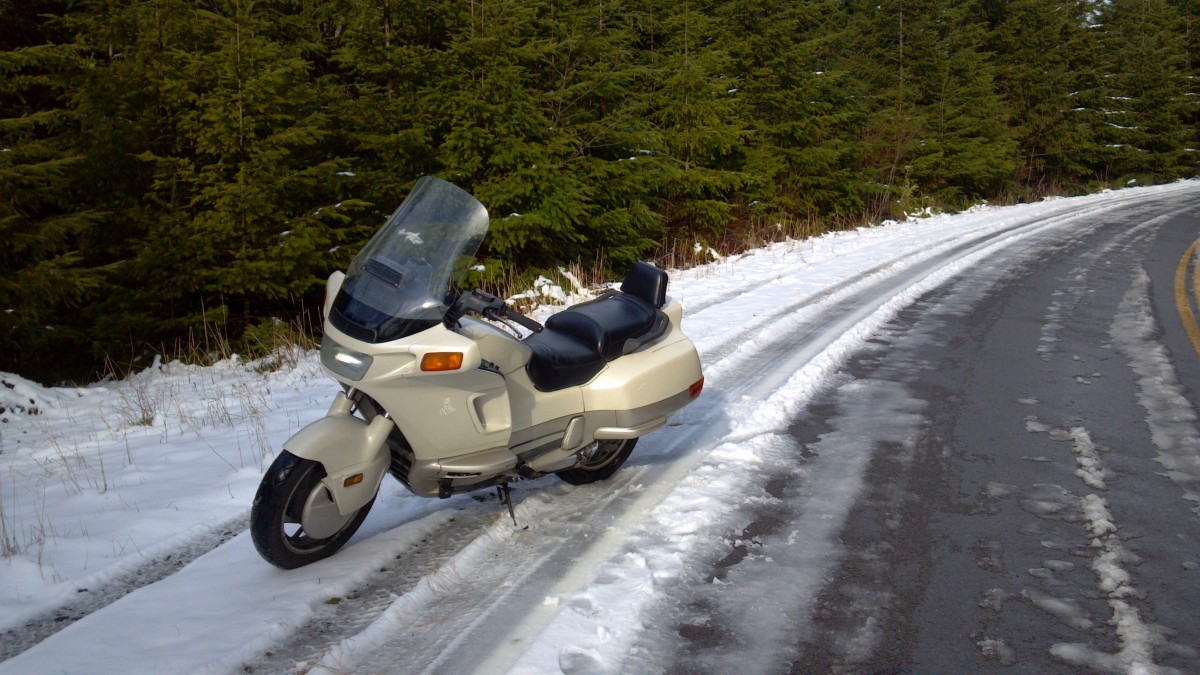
[497,483,518,526]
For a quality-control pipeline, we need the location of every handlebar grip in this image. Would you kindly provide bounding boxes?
[504,307,543,333]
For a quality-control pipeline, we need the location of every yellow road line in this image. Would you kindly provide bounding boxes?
[1194,241,1200,321]
[1174,240,1200,358]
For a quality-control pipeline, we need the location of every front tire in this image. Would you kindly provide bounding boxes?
[555,438,638,485]
[251,450,375,569]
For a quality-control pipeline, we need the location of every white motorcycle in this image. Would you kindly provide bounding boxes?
[251,176,703,568]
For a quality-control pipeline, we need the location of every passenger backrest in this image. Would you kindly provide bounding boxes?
[620,261,668,308]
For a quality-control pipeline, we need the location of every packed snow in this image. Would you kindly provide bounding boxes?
[1111,267,1200,515]
[2,180,1200,673]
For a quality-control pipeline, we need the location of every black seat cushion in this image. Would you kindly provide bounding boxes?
[545,293,657,361]
[523,264,671,392]
[523,328,605,392]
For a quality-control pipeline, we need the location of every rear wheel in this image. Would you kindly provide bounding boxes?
[251,451,375,569]
[555,438,638,485]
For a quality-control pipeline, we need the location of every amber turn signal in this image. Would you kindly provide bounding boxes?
[343,473,364,487]
[421,352,464,372]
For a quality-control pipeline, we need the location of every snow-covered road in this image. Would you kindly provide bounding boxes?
[3,181,1199,673]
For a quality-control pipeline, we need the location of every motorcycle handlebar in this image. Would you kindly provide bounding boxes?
[502,306,543,333]
[461,290,543,333]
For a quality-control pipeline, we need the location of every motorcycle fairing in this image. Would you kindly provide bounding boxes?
[321,318,514,461]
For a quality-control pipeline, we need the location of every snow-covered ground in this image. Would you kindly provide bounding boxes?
[2,180,1199,673]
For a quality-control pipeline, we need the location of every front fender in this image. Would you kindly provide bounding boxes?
[283,393,392,515]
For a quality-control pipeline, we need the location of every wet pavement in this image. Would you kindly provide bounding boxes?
[646,192,1200,673]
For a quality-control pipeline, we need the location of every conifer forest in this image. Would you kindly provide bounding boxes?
[2,0,1198,384]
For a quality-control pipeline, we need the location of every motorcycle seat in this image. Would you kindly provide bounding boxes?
[523,327,606,392]
[543,292,665,361]
[523,263,671,392]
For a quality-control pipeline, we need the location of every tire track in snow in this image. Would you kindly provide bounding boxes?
[0,513,245,662]
[238,504,499,674]
[316,192,1188,673]
[8,185,1198,670]
[1037,205,1168,362]
[232,183,1188,674]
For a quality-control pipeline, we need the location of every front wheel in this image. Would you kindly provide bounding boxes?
[555,438,638,485]
[251,450,375,569]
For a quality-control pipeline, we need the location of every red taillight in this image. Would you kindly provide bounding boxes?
[688,377,704,399]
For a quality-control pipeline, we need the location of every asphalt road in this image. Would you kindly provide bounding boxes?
[638,191,1200,674]
[790,193,1200,673]
[13,189,1194,675]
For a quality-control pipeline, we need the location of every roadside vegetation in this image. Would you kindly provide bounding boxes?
[2,0,1197,383]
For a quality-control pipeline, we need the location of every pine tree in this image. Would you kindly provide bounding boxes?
[1176,0,1200,172]
[986,0,1100,193]
[0,5,106,381]
[842,0,1017,213]
[907,2,1017,208]
[129,0,361,342]
[7,0,1200,383]
[332,0,451,209]
[497,0,663,267]
[839,0,928,217]
[720,0,873,222]
[635,2,751,238]
[1091,0,1196,181]
[368,0,664,269]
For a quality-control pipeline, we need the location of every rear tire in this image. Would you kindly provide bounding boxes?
[251,450,375,569]
[555,438,638,485]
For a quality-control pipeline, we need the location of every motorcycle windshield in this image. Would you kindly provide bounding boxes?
[329,176,489,343]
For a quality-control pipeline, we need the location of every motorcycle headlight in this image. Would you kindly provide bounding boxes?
[321,334,374,381]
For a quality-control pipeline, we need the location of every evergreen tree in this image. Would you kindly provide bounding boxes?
[720,0,873,221]
[394,0,662,268]
[986,0,1100,192]
[1091,0,1196,181]
[432,0,578,263]
[508,0,663,267]
[333,0,451,211]
[907,2,1016,208]
[131,0,361,342]
[59,0,216,362]
[1175,0,1200,171]
[4,0,1200,383]
[839,0,929,216]
[636,2,751,238]
[0,5,106,381]
[842,0,1018,213]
